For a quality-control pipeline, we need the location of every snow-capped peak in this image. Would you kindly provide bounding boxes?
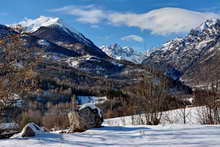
[195,19,220,32]
[10,16,63,33]
[100,44,148,63]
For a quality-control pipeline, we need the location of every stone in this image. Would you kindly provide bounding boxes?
[21,125,35,137]
[68,104,103,132]
[0,123,19,139]
[21,123,43,137]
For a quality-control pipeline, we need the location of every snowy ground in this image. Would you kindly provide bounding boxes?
[1,107,220,147]
[105,106,203,126]
[1,124,220,147]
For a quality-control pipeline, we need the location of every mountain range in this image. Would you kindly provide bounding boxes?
[143,19,220,86]
[100,44,148,64]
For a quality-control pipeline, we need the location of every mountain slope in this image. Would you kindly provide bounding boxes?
[11,16,108,58]
[0,24,18,39]
[143,19,220,83]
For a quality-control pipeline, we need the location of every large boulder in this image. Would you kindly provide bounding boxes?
[0,123,19,139]
[21,123,43,137]
[68,103,103,132]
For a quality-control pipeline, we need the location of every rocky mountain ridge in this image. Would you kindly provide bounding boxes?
[100,44,147,64]
[143,19,220,83]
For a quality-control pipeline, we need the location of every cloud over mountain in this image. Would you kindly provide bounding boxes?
[50,6,220,35]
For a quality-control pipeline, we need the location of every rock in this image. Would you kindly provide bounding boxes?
[0,123,19,139]
[21,126,35,137]
[21,123,43,137]
[0,130,19,139]
[68,103,103,132]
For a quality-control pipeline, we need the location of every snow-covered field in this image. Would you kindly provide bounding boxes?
[1,107,220,147]
[1,124,220,147]
[105,106,203,126]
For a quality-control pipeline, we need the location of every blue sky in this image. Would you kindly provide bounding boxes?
[0,0,220,51]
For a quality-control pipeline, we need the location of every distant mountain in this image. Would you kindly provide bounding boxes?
[10,16,108,58]
[143,19,220,84]
[100,44,147,63]
[0,24,18,39]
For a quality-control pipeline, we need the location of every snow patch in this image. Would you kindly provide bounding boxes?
[77,96,107,105]
[37,39,50,46]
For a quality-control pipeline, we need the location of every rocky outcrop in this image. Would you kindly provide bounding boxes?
[0,123,19,139]
[21,123,44,137]
[21,126,35,137]
[68,104,103,132]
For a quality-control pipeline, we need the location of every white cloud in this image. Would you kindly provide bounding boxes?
[121,35,144,42]
[50,6,220,35]
[50,5,106,24]
[109,8,220,35]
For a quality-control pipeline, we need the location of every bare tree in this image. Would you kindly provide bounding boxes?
[136,73,167,125]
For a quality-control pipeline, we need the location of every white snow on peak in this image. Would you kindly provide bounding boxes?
[10,16,92,45]
[11,16,63,33]
[161,37,183,51]
[195,19,219,32]
[100,44,147,63]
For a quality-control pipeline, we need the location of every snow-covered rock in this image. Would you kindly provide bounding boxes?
[13,123,44,138]
[100,44,147,63]
[68,103,103,132]
[0,123,19,139]
[79,103,102,118]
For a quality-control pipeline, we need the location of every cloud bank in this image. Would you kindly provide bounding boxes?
[50,6,220,35]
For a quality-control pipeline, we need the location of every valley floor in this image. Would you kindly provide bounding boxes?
[1,124,220,147]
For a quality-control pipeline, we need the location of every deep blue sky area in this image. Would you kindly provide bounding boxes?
[0,0,220,51]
